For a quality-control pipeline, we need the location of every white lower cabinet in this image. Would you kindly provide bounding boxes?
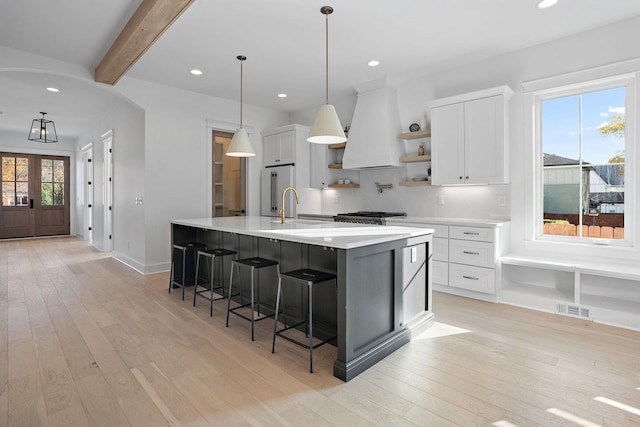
[385,220,506,300]
[449,263,496,294]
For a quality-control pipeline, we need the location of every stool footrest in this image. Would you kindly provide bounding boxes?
[228,303,277,323]
[274,322,336,350]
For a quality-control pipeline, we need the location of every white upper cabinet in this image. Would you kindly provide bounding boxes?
[261,124,310,188]
[263,129,295,166]
[430,86,513,185]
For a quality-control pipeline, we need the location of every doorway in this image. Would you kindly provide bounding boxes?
[212,131,246,217]
[1,152,70,238]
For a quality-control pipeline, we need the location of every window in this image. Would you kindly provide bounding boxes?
[1,155,29,206]
[532,74,635,245]
[41,158,65,206]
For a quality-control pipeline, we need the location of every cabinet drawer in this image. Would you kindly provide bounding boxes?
[449,239,495,268]
[449,226,494,242]
[433,237,448,262]
[449,263,495,294]
[432,260,449,285]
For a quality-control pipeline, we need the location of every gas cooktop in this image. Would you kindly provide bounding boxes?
[334,211,406,225]
[336,211,407,218]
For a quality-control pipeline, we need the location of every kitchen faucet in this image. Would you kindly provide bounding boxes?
[279,186,299,224]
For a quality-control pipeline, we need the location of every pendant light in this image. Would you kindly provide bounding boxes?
[226,55,256,157]
[307,6,347,144]
[28,112,58,143]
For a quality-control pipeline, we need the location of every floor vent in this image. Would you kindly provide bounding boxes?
[556,303,593,320]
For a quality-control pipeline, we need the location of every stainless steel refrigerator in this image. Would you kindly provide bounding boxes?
[261,165,296,218]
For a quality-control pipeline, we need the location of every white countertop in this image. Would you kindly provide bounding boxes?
[172,216,433,249]
[385,216,508,228]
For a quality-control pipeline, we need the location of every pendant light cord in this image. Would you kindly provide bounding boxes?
[237,55,246,128]
[325,10,329,105]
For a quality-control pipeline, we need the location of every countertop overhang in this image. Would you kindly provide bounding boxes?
[171,216,434,249]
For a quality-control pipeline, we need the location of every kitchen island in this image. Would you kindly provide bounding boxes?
[171,216,434,381]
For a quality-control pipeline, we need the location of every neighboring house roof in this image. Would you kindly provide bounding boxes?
[592,164,625,186]
[543,153,586,166]
[591,192,625,204]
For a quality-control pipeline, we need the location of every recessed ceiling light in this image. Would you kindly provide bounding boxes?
[278,93,287,98]
[537,0,558,9]
[368,60,380,67]
[190,69,203,76]
[46,87,60,92]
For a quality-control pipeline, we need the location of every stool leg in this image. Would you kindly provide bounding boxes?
[250,267,255,341]
[193,253,201,307]
[209,255,215,316]
[169,246,174,293]
[226,263,235,327]
[308,282,314,373]
[181,248,187,301]
[272,276,283,353]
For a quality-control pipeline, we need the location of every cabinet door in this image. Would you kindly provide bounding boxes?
[263,134,281,166]
[464,95,504,184]
[278,131,295,164]
[431,103,465,185]
[310,143,329,188]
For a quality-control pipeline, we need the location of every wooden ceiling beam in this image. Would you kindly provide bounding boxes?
[95,0,194,85]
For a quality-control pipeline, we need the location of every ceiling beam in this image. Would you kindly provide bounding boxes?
[95,0,194,85]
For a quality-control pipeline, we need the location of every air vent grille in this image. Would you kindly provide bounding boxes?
[556,302,593,320]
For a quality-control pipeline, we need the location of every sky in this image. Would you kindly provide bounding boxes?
[541,86,625,165]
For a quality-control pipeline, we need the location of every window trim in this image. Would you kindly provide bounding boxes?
[524,70,637,251]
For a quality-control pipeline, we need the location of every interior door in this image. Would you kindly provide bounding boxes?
[0,152,70,238]
[1,153,35,238]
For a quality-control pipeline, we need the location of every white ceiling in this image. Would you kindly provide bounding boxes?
[2,0,640,139]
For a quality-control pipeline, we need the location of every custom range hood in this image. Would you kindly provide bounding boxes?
[342,78,403,169]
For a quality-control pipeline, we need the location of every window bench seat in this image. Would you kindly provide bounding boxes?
[499,254,640,331]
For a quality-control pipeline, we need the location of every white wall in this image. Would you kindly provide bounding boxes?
[113,77,289,273]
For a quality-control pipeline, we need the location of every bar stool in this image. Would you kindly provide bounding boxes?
[272,268,337,373]
[169,242,207,300]
[193,248,237,316]
[226,257,280,341]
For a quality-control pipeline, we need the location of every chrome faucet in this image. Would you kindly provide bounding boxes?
[279,186,299,224]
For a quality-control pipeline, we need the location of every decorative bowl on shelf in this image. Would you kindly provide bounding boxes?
[409,123,420,132]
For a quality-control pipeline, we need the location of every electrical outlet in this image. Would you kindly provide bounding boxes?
[411,247,417,263]
[497,195,506,207]
[334,195,340,204]
[437,195,445,206]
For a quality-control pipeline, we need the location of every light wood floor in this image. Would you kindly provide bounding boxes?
[1,237,639,426]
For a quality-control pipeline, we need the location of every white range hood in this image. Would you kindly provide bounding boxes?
[342,78,403,169]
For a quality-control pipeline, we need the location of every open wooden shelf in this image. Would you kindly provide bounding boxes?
[399,130,431,140]
[328,163,343,169]
[328,183,359,189]
[400,155,431,163]
[399,181,431,187]
[329,142,346,149]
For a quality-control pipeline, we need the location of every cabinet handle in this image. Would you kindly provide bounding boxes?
[459,176,463,180]
[463,232,480,235]
[465,176,469,180]
[463,251,480,255]
[463,275,479,280]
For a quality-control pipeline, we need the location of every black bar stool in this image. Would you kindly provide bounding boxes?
[226,257,280,341]
[272,268,337,373]
[193,248,237,316]
[169,242,207,300]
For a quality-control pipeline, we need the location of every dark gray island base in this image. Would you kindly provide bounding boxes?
[171,217,434,382]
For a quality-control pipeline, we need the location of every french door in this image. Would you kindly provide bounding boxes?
[1,152,70,238]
